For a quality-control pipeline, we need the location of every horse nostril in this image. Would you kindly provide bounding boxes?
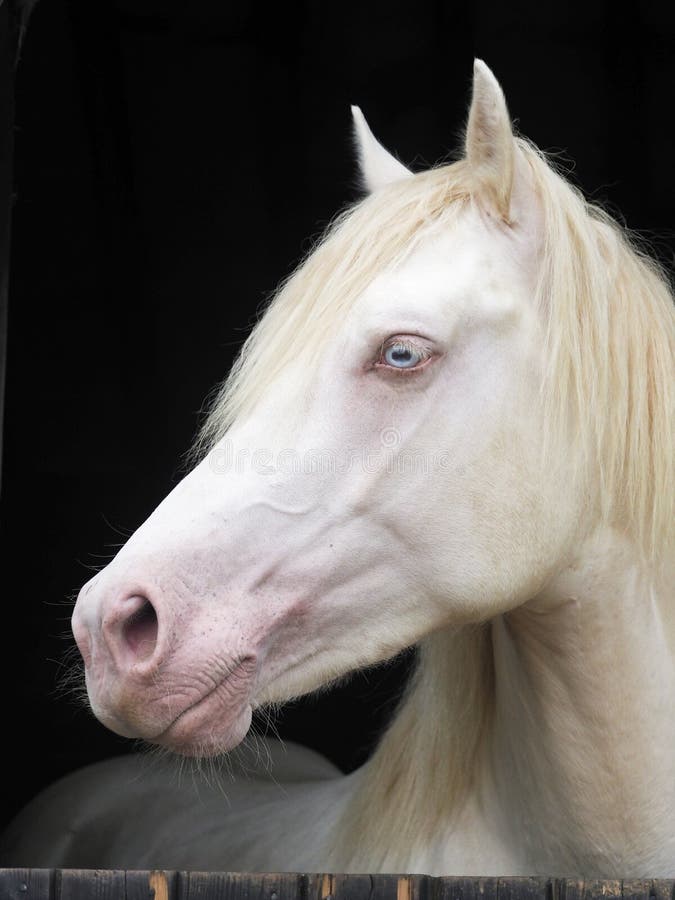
[121,596,159,661]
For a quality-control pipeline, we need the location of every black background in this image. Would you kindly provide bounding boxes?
[2,0,675,833]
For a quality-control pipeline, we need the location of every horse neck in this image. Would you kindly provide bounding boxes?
[333,526,675,876]
[331,624,496,872]
[490,526,675,874]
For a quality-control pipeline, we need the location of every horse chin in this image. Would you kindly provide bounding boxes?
[86,653,259,757]
[154,701,253,758]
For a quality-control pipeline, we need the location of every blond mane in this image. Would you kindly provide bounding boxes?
[519,138,675,565]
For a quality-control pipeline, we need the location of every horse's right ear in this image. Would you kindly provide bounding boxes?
[351,106,413,193]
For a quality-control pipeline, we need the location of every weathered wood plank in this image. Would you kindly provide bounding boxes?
[552,879,580,900]
[435,877,502,900]
[124,870,152,900]
[58,868,127,900]
[183,872,305,900]
[497,878,550,900]
[647,881,675,900]
[0,868,53,900]
[310,874,406,900]
[621,881,657,900]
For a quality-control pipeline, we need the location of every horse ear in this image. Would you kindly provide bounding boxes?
[465,59,516,221]
[351,105,413,193]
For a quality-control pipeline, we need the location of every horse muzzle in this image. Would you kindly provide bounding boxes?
[72,579,259,756]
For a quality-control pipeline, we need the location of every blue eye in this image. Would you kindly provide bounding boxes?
[382,341,426,369]
[384,344,418,367]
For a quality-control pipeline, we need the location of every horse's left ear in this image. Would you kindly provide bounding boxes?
[465,59,517,221]
[351,105,413,193]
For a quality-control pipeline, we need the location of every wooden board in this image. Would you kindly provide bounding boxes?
[1,873,674,900]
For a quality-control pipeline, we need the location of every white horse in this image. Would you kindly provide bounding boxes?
[2,60,674,878]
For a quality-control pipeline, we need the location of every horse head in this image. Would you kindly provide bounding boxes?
[71,61,648,758]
